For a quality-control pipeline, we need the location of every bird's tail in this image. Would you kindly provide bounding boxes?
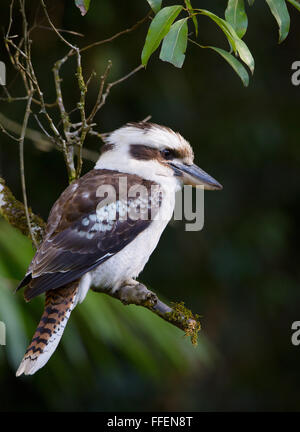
[16,281,79,377]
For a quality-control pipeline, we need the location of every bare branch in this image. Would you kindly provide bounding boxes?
[89,64,144,119]
[87,60,112,123]
[0,95,28,102]
[141,115,152,123]
[40,0,77,50]
[79,12,151,54]
[0,113,99,161]
[52,55,72,138]
[0,122,20,141]
[75,54,89,178]
[35,25,84,37]
[18,92,39,249]
[0,112,53,150]
[6,0,15,39]
[106,64,144,94]
[3,0,148,185]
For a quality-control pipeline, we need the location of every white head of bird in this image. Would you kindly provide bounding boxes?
[95,122,223,192]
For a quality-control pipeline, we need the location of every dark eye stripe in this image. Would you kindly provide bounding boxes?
[130,144,161,161]
[130,144,182,162]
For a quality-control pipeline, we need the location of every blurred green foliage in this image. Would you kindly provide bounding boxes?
[0,220,213,410]
[0,0,300,411]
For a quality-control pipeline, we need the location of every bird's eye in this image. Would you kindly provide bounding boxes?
[161,149,175,160]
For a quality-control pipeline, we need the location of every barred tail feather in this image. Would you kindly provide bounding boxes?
[16,282,79,377]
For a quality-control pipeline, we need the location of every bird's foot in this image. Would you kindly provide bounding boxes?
[116,282,158,307]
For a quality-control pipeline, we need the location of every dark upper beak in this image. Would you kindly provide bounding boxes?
[170,162,223,190]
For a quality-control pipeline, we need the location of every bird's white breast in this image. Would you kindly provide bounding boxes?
[88,185,176,292]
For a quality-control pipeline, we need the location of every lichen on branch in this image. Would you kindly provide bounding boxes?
[0,177,45,244]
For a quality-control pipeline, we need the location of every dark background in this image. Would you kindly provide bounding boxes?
[0,0,300,411]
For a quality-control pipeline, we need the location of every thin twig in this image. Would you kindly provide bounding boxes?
[141,115,152,122]
[91,64,144,118]
[36,25,84,37]
[0,113,98,160]
[40,0,77,50]
[16,0,61,144]
[74,51,89,178]
[5,38,28,59]
[87,60,112,123]
[19,92,39,249]
[0,122,21,141]
[53,55,72,139]
[79,12,151,54]
[40,0,88,180]
[0,95,28,102]
[107,64,144,92]
[6,0,15,38]
[33,114,56,142]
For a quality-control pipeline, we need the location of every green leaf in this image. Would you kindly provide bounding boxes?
[265,0,290,43]
[286,0,300,12]
[225,0,248,38]
[147,0,162,13]
[75,0,90,16]
[207,46,249,87]
[142,5,183,66]
[184,0,198,37]
[197,9,238,53]
[248,0,255,5]
[235,37,255,74]
[197,9,254,73]
[160,18,188,68]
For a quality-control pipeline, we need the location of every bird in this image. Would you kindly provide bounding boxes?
[15,122,222,376]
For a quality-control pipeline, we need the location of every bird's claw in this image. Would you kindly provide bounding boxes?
[118,282,158,306]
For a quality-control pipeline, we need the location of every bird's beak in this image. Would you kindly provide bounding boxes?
[170,162,223,190]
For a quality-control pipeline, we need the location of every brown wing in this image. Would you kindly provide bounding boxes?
[17,169,162,300]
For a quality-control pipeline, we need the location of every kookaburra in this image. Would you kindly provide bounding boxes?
[16,122,222,376]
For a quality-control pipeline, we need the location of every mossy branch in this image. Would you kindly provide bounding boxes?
[151,300,201,345]
[0,176,200,344]
[0,177,45,244]
[93,283,201,345]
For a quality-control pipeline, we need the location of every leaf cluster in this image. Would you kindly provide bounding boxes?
[74,0,300,87]
[141,0,300,87]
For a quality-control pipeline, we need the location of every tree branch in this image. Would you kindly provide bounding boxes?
[18,92,39,248]
[78,12,151,54]
[92,283,201,344]
[0,177,200,343]
[0,113,99,162]
[0,177,45,243]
